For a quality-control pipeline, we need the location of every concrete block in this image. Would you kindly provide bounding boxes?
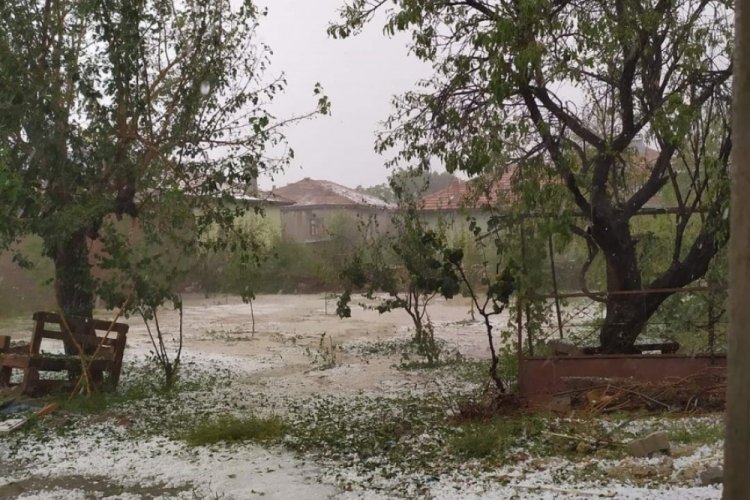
[627,431,670,457]
[699,465,723,486]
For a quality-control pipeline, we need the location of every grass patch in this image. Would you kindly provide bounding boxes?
[53,358,228,417]
[183,414,286,446]
[452,360,491,385]
[668,420,724,445]
[450,424,504,459]
[344,337,465,370]
[54,361,176,415]
[449,416,546,461]
[284,393,450,474]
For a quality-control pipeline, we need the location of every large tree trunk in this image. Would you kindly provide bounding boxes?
[591,213,653,353]
[51,230,94,320]
[724,4,750,497]
[599,294,666,354]
[590,201,721,353]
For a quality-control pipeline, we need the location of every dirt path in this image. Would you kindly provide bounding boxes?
[116,293,503,397]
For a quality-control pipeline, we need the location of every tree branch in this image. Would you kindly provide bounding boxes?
[529,85,604,149]
[520,86,592,214]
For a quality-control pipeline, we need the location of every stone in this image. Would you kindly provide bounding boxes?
[547,339,583,356]
[676,462,702,481]
[699,465,723,486]
[546,395,572,413]
[607,457,673,482]
[627,431,670,457]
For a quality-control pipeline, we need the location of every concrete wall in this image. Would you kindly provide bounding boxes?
[234,205,283,244]
[280,206,392,243]
[519,354,726,404]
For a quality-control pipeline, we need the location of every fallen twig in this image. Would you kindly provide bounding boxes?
[543,431,625,447]
[513,483,616,497]
[613,385,671,409]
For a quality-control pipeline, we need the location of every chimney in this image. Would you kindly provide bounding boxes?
[247,176,259,197]
[630,135,647,154]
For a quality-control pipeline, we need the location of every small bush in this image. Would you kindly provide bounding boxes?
[450,424,504,459]
[449,416,545,460]
[183,414,286,446]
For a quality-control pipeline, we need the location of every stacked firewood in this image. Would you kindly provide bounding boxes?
[559,371,725,413]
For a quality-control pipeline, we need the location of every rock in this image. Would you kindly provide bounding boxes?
[116,415,132,428]
[547,339,583,356]
[627,431,670,457]
[676,462,702,481]
[529,458,549,470]
[546,395,572,413]
[507,451,530,463]
[607,457,673,482]
[700,465,723,486]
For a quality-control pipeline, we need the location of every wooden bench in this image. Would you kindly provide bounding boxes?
[0,312,128,395]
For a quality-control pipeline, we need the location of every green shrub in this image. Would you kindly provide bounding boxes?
[449,416,545,461]
[450,424,505,459]
[183,414,286,446]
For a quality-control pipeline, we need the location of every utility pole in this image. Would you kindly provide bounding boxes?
[724,3,750,498]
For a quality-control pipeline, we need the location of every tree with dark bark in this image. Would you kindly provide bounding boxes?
[0,0,327,320]
[331,0,732,353]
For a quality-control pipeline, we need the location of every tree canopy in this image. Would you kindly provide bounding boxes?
[356,170,460,203]
[331,0,732,353]
[0,0,327,318]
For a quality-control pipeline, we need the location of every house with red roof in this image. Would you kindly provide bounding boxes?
[417,169,515,239]
[272,178,394,243]
[418,143,666,237]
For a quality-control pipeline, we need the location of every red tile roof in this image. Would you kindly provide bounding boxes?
[421,146,665,211]
[420,170,514,211]
[272,178,393,209]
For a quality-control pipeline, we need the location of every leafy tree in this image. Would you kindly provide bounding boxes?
[0,1,327,319]
[356,169,460,203]
[331,0,732,353]
[339,176,462,364]
[341,171,517,384]
[442,242,516,391]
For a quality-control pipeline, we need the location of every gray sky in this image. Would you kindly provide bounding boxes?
[255,0,429,191]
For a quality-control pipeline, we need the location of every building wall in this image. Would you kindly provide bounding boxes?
[419,209,491,243]
[233,205,283,244]
[280,206,392,243]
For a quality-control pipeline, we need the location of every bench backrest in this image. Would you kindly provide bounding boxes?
[30,311,128,356]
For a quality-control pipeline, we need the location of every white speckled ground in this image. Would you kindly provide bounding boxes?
[0,294,724,499]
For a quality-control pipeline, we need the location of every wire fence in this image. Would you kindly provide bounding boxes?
[513,287,727,358]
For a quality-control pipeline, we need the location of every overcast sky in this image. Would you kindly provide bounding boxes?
[255,0,429,191]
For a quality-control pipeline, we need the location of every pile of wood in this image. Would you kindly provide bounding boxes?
[558,371,726,413]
